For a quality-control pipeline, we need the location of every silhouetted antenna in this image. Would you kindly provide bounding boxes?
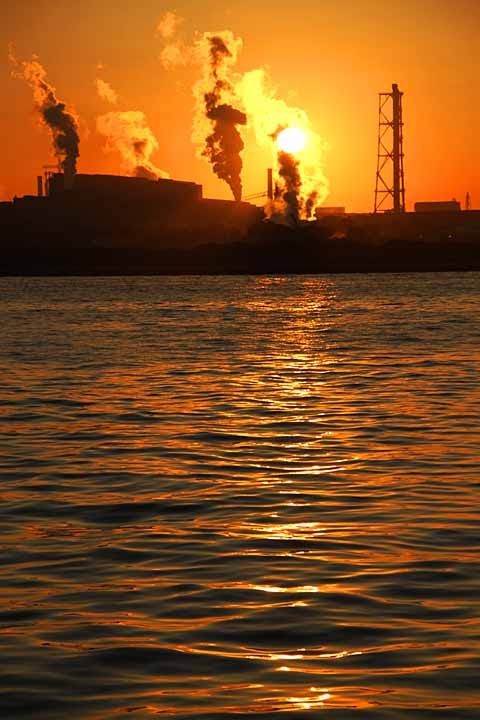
[466,192,471,210]
[374,83,405,213]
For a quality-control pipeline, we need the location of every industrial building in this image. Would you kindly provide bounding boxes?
[4,171,262,250]
[315,207,346,217]
[1,80,479,274]
[414,201,462,213]
[48,172,203,205]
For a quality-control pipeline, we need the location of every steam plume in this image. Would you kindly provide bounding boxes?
[96,111,169,180]
[193,32,247,201]
[157,19,328,214]
[95,77,118,105]
[235,68,329,220]
[160,41,191,69]
[157,11,191,69]
[15,57,80,179]
[157,11,182,39]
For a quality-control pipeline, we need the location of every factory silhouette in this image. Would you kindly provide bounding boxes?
[1,82,480,275]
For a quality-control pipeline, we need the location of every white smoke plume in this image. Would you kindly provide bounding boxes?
[235,68,329,221]
[157,11,191,69]
[157,11,183,38]
[160,41,191,69]
[96,111,169,180]
[158,17,329,217]
[95,77,118,105]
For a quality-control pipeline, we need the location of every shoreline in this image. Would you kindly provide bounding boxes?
[1,238,480,276]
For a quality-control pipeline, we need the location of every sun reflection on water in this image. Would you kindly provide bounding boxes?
[1,276,479,717]
[252,584,319,594]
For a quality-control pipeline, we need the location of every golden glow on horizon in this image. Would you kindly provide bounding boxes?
[277,127,306,154]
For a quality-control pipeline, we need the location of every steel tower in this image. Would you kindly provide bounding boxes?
[374,83,405,213]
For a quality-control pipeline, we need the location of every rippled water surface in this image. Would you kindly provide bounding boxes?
[0,273,479,719]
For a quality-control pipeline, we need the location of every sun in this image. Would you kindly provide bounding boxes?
[277,127,306,154]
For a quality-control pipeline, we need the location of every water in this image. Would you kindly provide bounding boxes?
[0,273,479,719]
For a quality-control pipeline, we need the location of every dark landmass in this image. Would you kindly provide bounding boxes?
[2,228,480,276]
[1,173,480,275]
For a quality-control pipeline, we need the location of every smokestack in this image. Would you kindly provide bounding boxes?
[267,168,273,200]
[63,158,75,189]
[37,176,43,197]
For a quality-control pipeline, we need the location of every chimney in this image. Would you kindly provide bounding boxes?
[267,168,273,200]
[37,176,44,197]
[63,158,76,190]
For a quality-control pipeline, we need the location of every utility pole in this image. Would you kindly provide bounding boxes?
[374,83,406,213]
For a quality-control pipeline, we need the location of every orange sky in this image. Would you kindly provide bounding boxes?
[1,0,479,211]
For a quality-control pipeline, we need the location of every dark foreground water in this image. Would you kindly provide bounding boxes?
[0,273,479,719]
